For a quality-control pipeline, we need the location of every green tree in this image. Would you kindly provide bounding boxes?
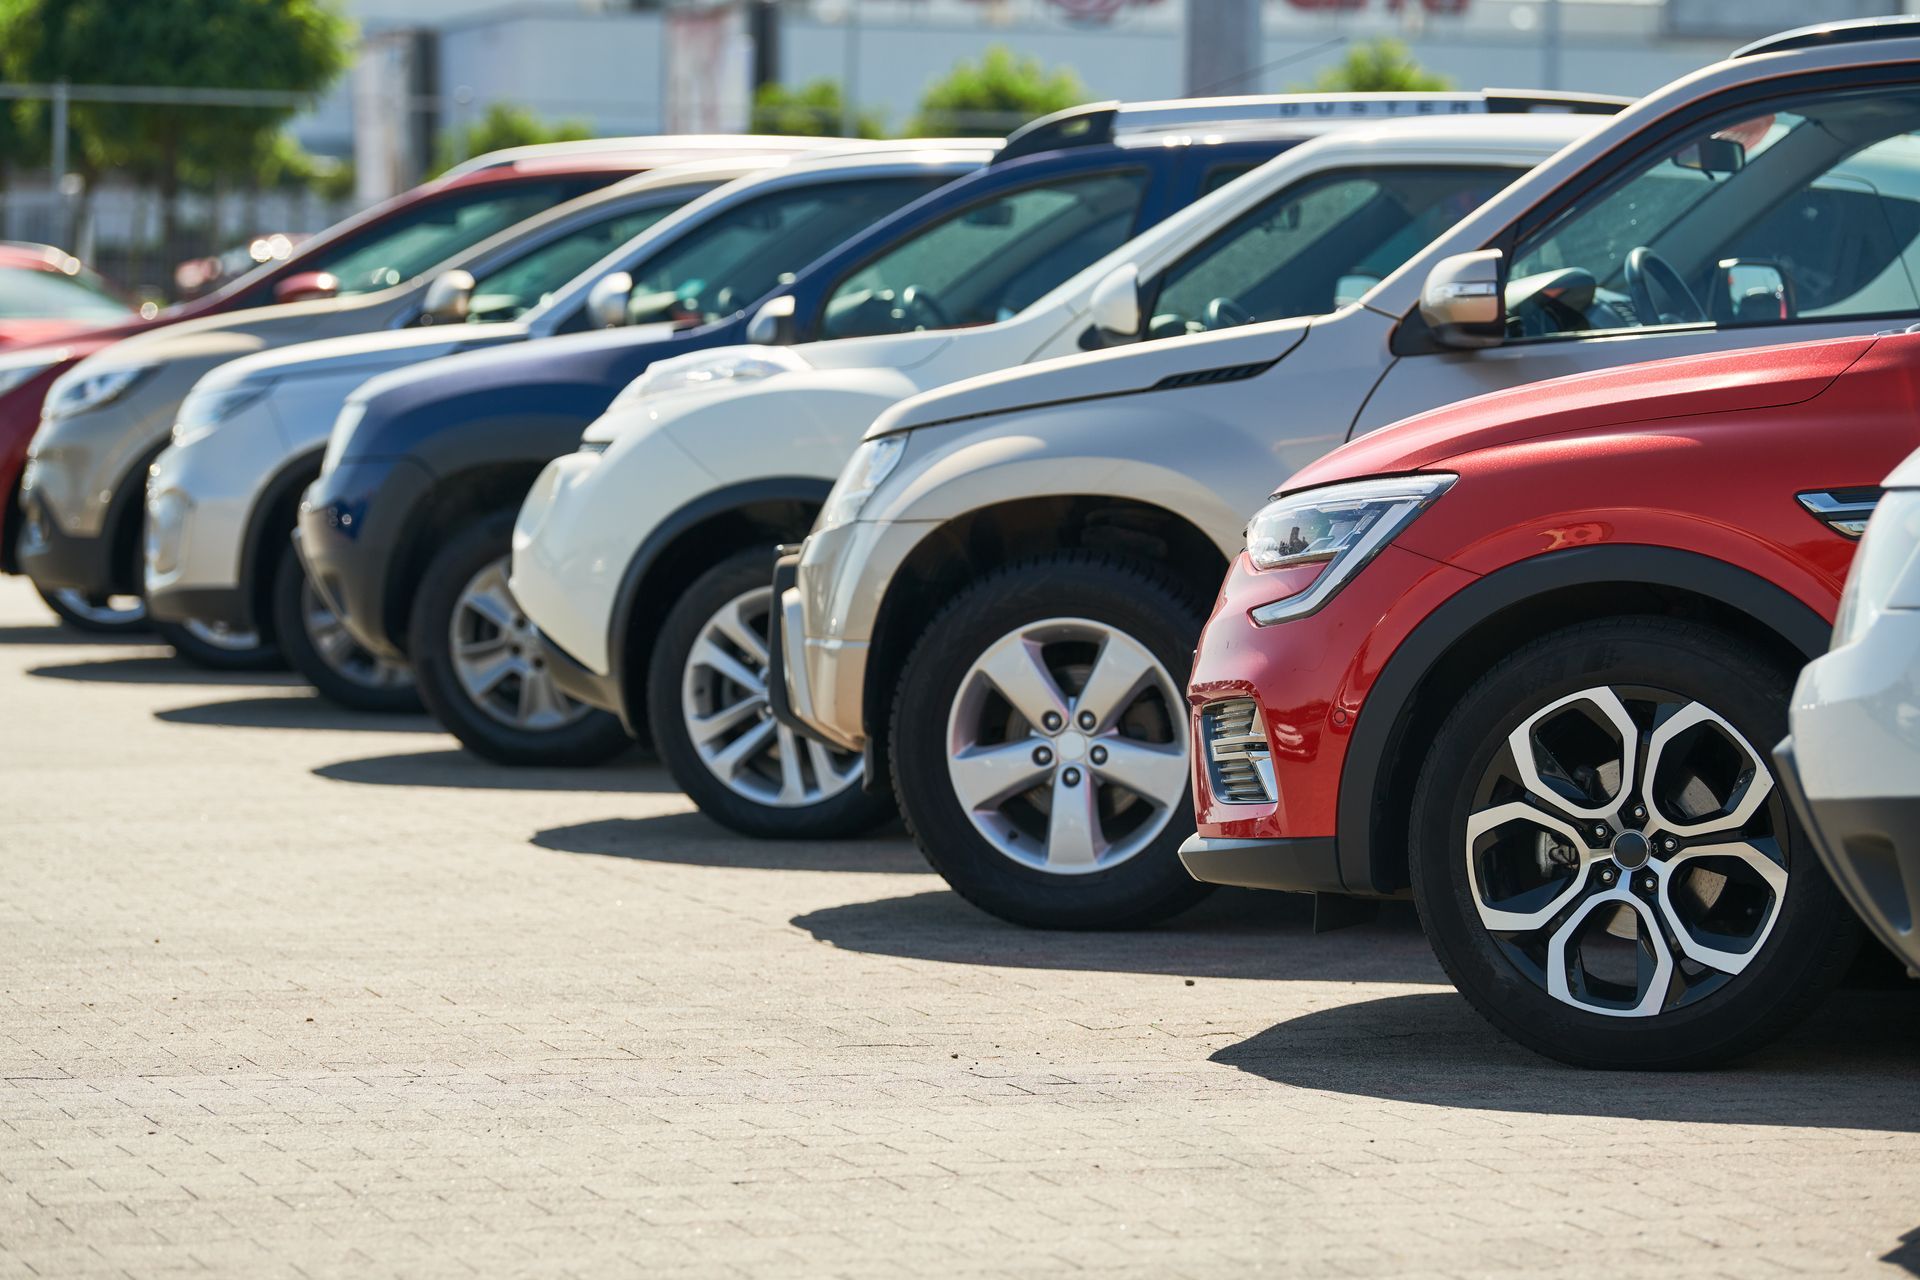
[909,46,1085,137]
[751,79,885,139]
[0,0,354,252]
[1299,39,1452,93]
[433,102,594,176]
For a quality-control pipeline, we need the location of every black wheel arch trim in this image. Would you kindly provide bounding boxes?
[238,447,325,636]
[1335,544,1833,895]
[606,476,834,734]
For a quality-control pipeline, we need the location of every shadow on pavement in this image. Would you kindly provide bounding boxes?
[1211,987,1920,1130]
[1885,1227,1920,1276]
[30,655,303,686]
[158,695,441,733]
[791,887,1449,982]
[316,748,673,793]
[0,623,159,647]
[535,811,924,873]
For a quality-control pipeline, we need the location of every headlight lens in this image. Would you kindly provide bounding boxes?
[319,400,368,478]
[611,348,809,411]
[0,354,60,399]
[1833,488,1920,648]
[816,435,907,533]
[47,364,154,419]
[1246,474,1454,625]
[172,381,272,448]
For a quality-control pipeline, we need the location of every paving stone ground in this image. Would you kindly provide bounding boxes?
[0,576,1917,1279]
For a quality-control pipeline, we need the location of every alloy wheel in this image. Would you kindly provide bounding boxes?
[449,556,590,731]
[945,617,1187,875]
[301,580,412,692]
[681,585,862,807]
[1464,685,1789,1019]
[50,588,147,629]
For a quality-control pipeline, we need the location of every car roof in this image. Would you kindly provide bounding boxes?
[1734,16,1920,59]
[440,134,853,179]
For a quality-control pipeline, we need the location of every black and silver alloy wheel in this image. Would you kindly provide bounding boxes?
[1410,618,1857,1069]
[271,542,417,710]
[648,548,893,838]
[409,515,632,766]
[153,615,282,671]
[890,554,1211,929]
[35,583,149,634]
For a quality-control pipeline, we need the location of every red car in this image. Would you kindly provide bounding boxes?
[0,141,733,631]
[0,243,140,350]
[1180,331,1920,1069]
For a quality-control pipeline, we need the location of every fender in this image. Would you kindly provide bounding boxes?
[239,447,326,633]
[1336,544,1833,894]
[101,440,172,594]
[607,476,834,732]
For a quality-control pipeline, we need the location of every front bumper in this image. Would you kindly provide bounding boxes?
[143,410,289,626]
[14,477,125,594]
[508,449,621,678]
[295,455,435,661]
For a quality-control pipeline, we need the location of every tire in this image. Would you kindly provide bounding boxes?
[153,616,282,671]
[889,553,1210,930]
[271,541,419,712]
[409,514,631,766]
[648,548,893,839]
[34,581,150,634]
[1408,617,1859,1070]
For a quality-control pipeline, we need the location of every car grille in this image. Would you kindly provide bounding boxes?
[1201,698,1275,804]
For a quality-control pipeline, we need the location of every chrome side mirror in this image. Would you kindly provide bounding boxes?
[586,271,635,329]
[420,269,475,324]
[1420,249,1506,350]
[1088,263,1142,339]
[746,293,797,345]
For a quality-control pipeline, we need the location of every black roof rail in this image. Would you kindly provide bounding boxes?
[1733,16,1920,59]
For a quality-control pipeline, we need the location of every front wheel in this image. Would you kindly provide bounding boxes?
[889,554,1209,929]
[271,541,419,712]
[153,616,281,671]
[1409,617,1858,1069]
[410,515,631,766]
[648,548,892,839]
[34,582,149,634]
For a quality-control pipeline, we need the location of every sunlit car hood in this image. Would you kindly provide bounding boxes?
[1283,334,1880,494]
[217,321,532,386]
[866,314,1315,440]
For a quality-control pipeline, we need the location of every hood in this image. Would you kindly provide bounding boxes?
[783,330,957,374]
[217,321,532,387]
[0,313,162,358]
[868,314,1315,439]
[0,319,100,350]
[349,320,688,419]
[1283,334,1880,494]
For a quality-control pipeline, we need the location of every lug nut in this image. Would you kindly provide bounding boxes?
[1032,746,1053,767]
[1592,824,1609,841]
[1662,836,1678,853]
[1062,767,1081,787]
[1042,712,1063,732]
[1632,805,1646,821]
[1598,867,1616,885]
[1090,745,1108,766]
[1641,875,1657,892]
[1077,710,1096,730]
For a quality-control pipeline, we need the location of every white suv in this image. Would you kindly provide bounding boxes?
[510,114,1596,836]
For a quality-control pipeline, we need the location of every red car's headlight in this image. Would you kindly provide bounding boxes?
[1245,473,1454,625]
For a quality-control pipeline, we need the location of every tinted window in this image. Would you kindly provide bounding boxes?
[465,193,700,323]
[1151,166,1514,336]
[821,170,1149,339]
[0,266,132,321]
[1508,89,1920,339]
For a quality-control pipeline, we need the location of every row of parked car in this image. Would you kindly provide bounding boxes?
[4,16,1917,1071]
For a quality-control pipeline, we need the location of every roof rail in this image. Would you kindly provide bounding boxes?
[993,89,1628,164]
[1733,16,1920,59]
[443,134,842,179]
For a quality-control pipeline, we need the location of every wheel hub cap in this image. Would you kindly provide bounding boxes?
[1611,830,1651,869]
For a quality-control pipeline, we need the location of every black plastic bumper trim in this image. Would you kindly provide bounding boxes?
[1177,834,1345,895]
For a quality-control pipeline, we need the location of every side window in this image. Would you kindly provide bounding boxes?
[1200,162,1261,197]
[820,170,1149,340]
[1149,166,1514,338]
[1506,87,1920,340]
[466,197,694,323]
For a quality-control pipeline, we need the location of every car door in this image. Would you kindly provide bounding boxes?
[1356,81,1920,434]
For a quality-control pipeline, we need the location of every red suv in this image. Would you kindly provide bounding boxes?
[1180,331,1920,1068]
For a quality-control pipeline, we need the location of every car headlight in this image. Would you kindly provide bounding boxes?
[319,400,368,478]
[1245,474,1455,625]
[0,354,60,399]
[1833,488,1920,648]
[816,435,907,534]
[172,381,273,448]
[611,348,810,411]
[46,364,155,419]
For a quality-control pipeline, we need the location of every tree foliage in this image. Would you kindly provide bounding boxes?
[432,102,594,176]
[1300,39,1453,93]
[751,79,886,140]
[909,46,1085,137]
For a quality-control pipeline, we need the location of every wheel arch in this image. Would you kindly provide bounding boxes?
[239,447,325,640]
[384,459,552,653]
[1340,544,1834,897]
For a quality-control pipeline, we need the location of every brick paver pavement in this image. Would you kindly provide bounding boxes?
[0,576,1916,1278]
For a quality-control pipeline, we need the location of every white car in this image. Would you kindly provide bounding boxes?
[1782,444,1920,974]
[509,113,1601,836]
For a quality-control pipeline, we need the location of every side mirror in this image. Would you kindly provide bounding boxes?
[1716,257,1794,324]
[745,293,797,345]
[586,271,634,329]
[1419,249,1506,350]
[274,271,339,304]
[1088,264,1141,340]
[420,269,475,325]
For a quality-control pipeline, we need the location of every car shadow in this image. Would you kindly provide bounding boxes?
[0,623,159,647]
[29,655,303,686]
[315,749,673,792]
[1210,987,1920,1131]
[790,887,1449,983]
[1885,1226,1920,1276]
[534,811,924,873]
[157,695,442,733]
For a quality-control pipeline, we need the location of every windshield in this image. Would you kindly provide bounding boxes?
[1150,165,1516,336]
[0,265,133,322]
[614,175,949,329]
[464,192,700,323]
[820,169,1150,339]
